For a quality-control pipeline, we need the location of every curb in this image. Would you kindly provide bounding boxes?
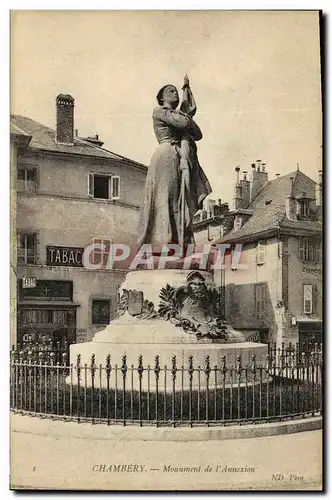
[11,413,322,442]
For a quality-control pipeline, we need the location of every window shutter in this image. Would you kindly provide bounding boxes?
[312,284,317,315]
[298,237,304,261]
[255,284,259,317]
[303,284,313,314]
[33,167,39,192]
[88,173,94,198]
[111,176,120,200]
[34,233,40,265]
[257,240,265,265]
[315,239,321,262]
[262,284,266,313]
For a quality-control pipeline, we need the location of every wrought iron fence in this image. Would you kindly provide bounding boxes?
[10,343,322,427]
[13,340,322,368]
[13,339,70,366]
[268,341,323,365]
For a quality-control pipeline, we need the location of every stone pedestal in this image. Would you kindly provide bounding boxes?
[69,269,268,390]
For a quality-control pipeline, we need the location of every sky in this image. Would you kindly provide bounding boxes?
[11,10,322,204]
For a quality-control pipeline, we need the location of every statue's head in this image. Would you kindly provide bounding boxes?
[156,85,179,109]
[186,271,208,301]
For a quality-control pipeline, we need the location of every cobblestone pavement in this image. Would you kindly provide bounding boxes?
[10,416,322,491]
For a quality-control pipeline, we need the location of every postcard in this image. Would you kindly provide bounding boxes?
[10,10,323,491]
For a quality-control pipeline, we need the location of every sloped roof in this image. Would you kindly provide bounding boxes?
[10,122,31,137]
[10,115,147,169]
[216,170,322,243]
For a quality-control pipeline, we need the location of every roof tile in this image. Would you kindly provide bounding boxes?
[216,170,321,242]
[10,114,147,169]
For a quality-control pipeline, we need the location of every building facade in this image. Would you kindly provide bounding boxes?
[12,94,147,347]
[192,198,230,247]
[10,123,32,348]
[196,162,323,347]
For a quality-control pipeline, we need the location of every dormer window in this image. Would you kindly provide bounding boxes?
[299,200,310,217]
[234,215,242,231]
[296,192,314,219]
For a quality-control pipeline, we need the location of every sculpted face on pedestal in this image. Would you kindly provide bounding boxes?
[187,276,208,304]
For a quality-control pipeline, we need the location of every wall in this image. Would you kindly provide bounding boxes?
[19,151,146,208]
[194,223,223,248]
[16,151,146,257]
[10,141,18,348]
[220,237,281,341]
[16,149,147,343]
[284,235,322,343]
[17,194,141,256]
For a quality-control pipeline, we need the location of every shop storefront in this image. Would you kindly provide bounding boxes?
[17,279,79,346]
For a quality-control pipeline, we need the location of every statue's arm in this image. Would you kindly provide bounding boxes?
[180,86,197,117]
[154,106,190,131]
[153,106,203,141]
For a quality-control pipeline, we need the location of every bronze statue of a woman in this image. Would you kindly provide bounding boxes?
[138,77,212,253]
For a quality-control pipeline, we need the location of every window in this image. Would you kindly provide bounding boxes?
[17,233,37,264]
[255,283,266,319]
[20,309,53,324]
[256,240,266,265]
[91,237,113,266]
[298,237,319,263]
[17,167,37,192]
[88,173,120,200]
[92,299,111,325]
[53,310,68,325]
[234,216,242,231]
[297,197,312,218]
[299,200,310,217]
[230,285,240,315]
[303,284,313,314]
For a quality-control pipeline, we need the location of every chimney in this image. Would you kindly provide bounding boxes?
[285,177,297,220]
[206,199,215,217]
[233,166,243,210]
[250,160,268,202]
[235,166,240,183]
[240,170,250,208]
[56,94,75,144]
[83,134,104,148]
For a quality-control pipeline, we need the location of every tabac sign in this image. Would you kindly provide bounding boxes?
[47,246,84,267]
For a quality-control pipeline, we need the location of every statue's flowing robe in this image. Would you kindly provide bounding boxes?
[138,105,211,252]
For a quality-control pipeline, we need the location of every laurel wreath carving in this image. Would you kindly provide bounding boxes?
[115,282,228,341]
